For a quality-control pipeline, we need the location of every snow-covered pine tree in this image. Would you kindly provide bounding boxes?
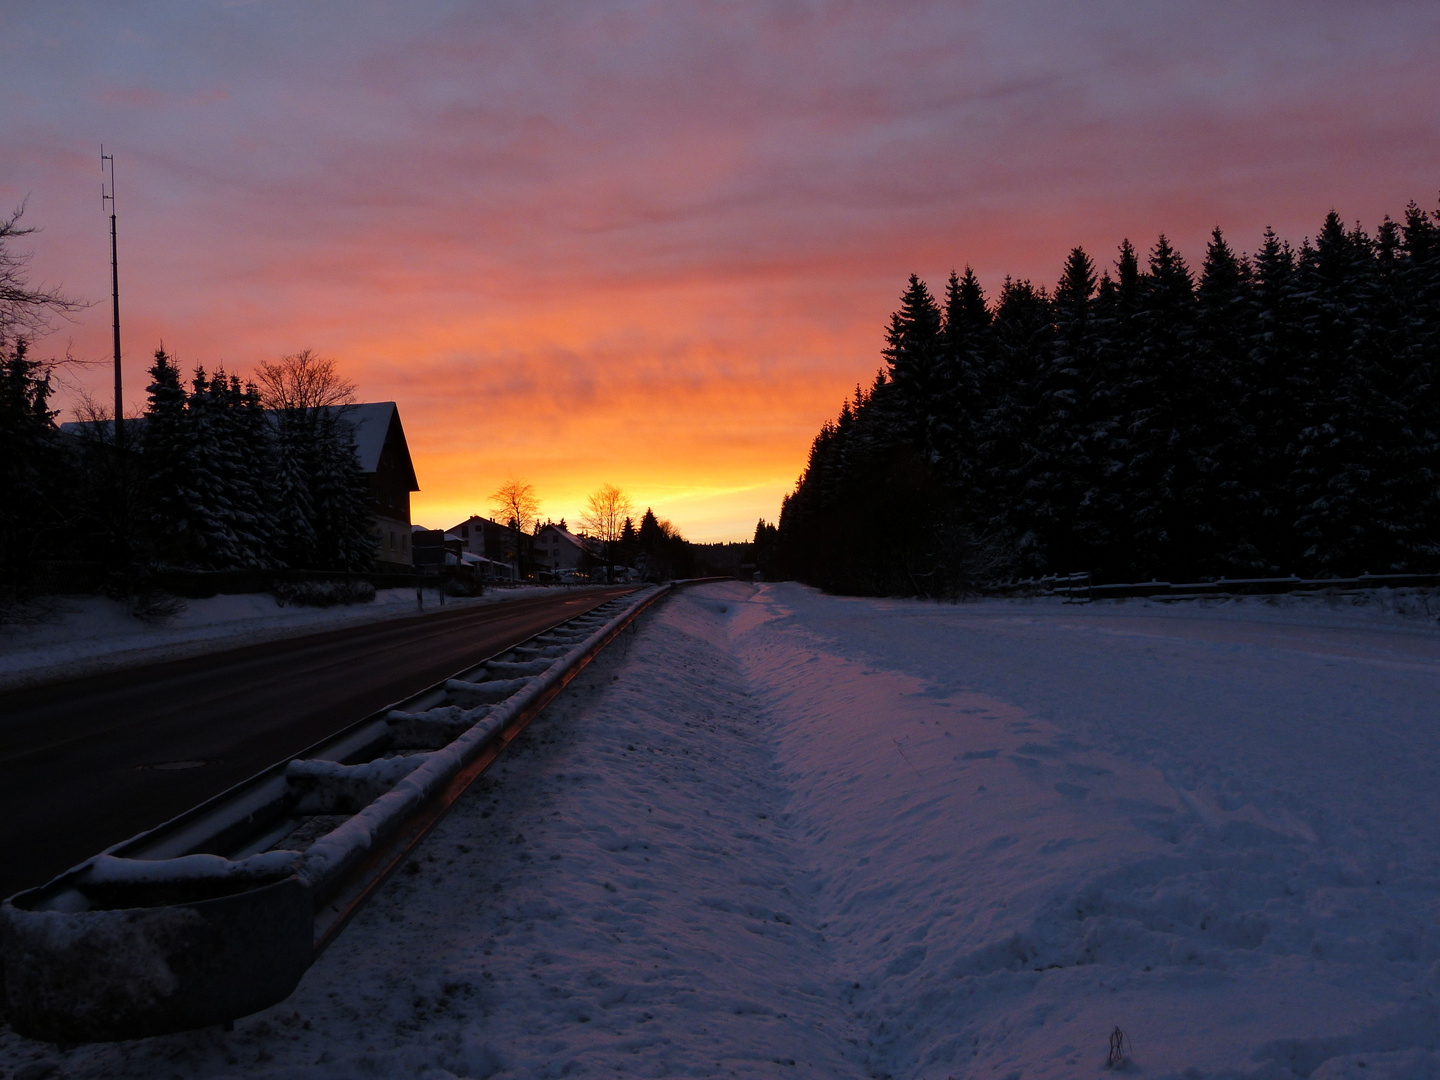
[1194,227,1258,575]
[143,348,198,566]
[221,373,274,567]
[235,380,279,567]
[1243,226,1302,573]
[1355,217,1420,571]
[982,277,1052,570]
[270,407,318,569]
[847,364,947,596]
[939,267,991,499]
[310,407,374,572]
[776,360,933,595]
[1079,242,1145,580]
[0,336,67,594]
[1030,247,1099,574]
[1289,213,1379,575]
[1397,201,1440,566]
[1121,236,1196,580]
[202,371,267,569]
[883,274,944,459]
[184,367,240,569]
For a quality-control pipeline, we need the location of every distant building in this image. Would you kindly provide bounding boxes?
[444,515,519,580]
[534,523,599,573]
[449,515,506,560]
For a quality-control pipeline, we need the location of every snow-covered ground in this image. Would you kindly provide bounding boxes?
[0,585,569,691]
[5,582,1440,1079]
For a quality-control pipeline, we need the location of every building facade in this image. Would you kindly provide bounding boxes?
[534,523,599,573]
[343,402,420,569]
[447,515,522,579]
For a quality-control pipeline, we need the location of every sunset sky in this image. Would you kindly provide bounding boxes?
[3,2,1439,540]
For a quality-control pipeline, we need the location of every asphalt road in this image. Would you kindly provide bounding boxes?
[0,587,634,899]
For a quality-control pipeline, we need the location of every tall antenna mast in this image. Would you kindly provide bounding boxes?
[101,146,123,450]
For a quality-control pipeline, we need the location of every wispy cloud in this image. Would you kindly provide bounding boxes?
[3,1,1438,538]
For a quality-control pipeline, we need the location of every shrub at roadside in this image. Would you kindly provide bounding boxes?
[272,579,377,607]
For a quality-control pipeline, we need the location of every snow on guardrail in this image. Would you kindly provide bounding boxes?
[0,585,673,1043]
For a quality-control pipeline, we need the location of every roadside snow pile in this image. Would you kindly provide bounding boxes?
[0,585,565,691]
[4,583,1438,1078]
[734,587,1440,1078]
[272,579,378,607]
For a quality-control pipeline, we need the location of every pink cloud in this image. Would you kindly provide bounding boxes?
[4,1,1439,538]
[94,85,167,108]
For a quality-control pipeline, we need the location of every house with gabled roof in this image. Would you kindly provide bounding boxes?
[447,514,523,579]
[343,402,419,568]
[534,523,600,574]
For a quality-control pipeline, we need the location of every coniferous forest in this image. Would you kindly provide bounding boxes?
[140,349,375,573]
[1,342,375,599]
[776,202,1440,596]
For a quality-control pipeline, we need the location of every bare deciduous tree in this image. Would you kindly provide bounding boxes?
[490,479,540,577]
[0,200,86,343]
[581,483,633,581]
[491,478,540,533]
[254,349,356,412]
[580,483,633,547]
[70,389,116,436]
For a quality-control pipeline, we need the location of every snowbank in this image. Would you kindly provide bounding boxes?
[4,582,1439,1078]
[0,585,569,691]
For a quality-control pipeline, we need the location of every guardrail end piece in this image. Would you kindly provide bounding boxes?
[1,874,312,1043]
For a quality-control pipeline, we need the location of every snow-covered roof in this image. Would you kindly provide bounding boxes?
[344,402,419,491]
[538,523,601,554]
[448,514,507,533]
[339,402,397,475]
[57,417,145,443]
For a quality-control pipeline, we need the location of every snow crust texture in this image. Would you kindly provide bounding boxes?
[4,583,1439,1078]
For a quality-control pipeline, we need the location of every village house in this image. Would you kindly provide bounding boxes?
[449,515,506,562]
[345,402,420,569]
[534,523,600,574]
[446,515,520,580]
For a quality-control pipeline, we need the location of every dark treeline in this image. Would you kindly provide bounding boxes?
[615,509,698,581]
[2,343,374,598]
[578,509,747,582]
[1,336,66,594]
[777,202,1440,595]
[141,349,373,572]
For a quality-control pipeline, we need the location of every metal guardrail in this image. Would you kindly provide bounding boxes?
[1,583,681,1043]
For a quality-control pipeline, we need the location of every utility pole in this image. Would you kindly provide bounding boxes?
[101,146,122,450]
